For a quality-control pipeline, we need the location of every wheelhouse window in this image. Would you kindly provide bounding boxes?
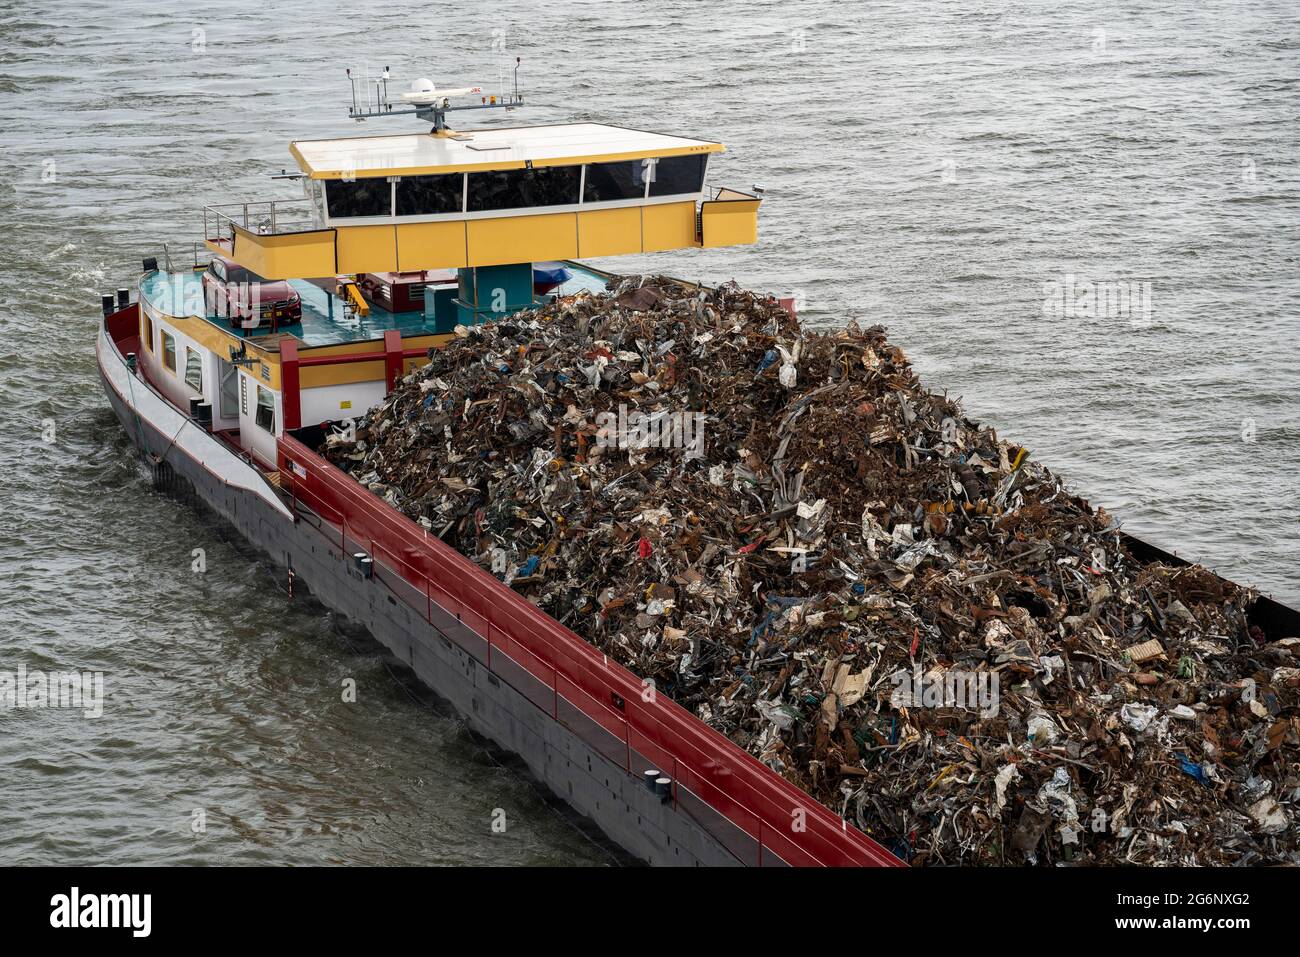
[396,173,464,216]
[254,384,275,433]
[161,330,177,373]
[303,178,326,227]
[325,177,392,218]
[467,166,581,212]
[143,314,155,352]
[184,346,204,393]
[647,154,707,197]
[582,159,648,203]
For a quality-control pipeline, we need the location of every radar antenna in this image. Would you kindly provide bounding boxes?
[345,62,524,132]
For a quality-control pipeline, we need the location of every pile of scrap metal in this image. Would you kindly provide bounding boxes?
[322,275,1299,866]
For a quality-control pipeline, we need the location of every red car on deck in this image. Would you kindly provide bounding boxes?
[202,255,302,330]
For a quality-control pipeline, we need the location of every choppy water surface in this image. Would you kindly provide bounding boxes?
[0,0,1296,864]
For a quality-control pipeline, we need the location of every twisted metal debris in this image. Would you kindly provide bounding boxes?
[323,276,1298,865]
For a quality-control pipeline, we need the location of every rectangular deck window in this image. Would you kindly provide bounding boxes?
[184,346,204,393]
[468,166,581,212]
[396,173,464,216]
[582,159,648,203]
[143,314,154,352]
[254,384,275,433]
[304,178,326,227]
[325,177,392,218]
[647,154,707,197]
[161,330,176,373]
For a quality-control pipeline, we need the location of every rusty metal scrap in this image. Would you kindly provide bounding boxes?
[322,275,1299,866]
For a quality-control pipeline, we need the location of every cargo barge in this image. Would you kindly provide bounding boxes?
[96,75,903,865]
[95,77,1298,866]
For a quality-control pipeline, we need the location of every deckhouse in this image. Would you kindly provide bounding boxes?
[134,120,761,472]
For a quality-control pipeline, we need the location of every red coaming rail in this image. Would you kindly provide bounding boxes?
[281,330,425,432]
[277,433,901,867]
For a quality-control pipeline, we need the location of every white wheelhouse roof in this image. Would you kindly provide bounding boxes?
[290,122,724,180]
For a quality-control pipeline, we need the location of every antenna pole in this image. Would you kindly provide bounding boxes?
[343,67,524,129]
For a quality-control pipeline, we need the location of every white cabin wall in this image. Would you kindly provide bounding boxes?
[146,314,205,412]
[299,380,387,428]
[237,369,280,467]
[140,308,245,433]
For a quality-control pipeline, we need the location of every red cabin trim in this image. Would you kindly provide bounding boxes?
[280,339,302,431]
[277,335,431,433]
[383,329,404,393]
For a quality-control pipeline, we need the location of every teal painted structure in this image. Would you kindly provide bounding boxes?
[141,263,610,346]
[424,284,461,333]
[454,263,536,326]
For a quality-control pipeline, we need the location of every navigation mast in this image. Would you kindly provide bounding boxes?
[345,63,524,133]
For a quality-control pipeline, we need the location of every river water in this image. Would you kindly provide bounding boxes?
[0,0,1296,865]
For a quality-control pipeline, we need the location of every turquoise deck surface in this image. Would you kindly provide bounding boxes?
[140,263,610,348]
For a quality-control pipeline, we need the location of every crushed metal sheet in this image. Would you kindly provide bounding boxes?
[323,275,1300,866]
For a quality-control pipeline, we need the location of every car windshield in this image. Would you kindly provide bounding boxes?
[211,260,263,285]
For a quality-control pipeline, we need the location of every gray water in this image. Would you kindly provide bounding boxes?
[0,0,1296,865]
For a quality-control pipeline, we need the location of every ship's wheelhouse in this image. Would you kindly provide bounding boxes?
[130,122,761,471]
[204,122,759,280]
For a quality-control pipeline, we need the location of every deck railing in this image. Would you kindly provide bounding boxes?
[149,241,216,275]
[276,433,901,868]
[203,199,319,242]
